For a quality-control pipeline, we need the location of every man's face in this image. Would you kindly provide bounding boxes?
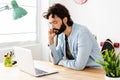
[48,15,66,35]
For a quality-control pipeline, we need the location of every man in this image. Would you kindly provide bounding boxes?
[43,3,103,70]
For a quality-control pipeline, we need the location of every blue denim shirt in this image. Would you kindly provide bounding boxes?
[49,23,103,70]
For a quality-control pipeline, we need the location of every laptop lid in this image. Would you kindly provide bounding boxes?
[14,46,58,77]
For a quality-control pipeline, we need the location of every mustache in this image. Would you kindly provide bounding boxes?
[52,28,59,34]
[53,28,59,31]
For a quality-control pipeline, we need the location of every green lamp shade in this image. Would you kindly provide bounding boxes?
[11,0,28,20]
[13,7,27,20]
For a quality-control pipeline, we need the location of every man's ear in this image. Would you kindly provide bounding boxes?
[63,17,68,24]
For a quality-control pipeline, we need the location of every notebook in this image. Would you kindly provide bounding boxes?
[14,46,58,77]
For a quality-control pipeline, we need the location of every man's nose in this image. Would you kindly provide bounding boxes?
[48,23,53,28]
[50,24,55,28]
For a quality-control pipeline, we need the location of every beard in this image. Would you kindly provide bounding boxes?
[53,22,66,35]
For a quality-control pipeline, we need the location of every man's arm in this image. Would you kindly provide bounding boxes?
[48,28,63,64]
[49,37,63,64]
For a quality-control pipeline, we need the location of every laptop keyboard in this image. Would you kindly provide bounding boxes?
[35,68,48,74]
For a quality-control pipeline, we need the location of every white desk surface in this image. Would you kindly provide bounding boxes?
[0,60,105,80]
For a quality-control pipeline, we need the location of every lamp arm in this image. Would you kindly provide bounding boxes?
[0,5,9,12]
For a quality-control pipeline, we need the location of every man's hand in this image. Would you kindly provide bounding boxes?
[48,28,56,45]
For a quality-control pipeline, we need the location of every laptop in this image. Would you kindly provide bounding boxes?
[14,46,58,77]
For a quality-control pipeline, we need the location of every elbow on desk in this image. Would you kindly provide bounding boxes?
[52,60,59,65]
[72,66,85,70]
[52,62,58,65]
[72,63,85,70]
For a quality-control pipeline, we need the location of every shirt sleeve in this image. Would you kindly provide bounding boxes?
[49,38,63,64]
[58,32,93,70]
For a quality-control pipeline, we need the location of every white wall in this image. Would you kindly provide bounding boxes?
[49,0,120,52]
[50,0,120,41]
[39,0,51,61]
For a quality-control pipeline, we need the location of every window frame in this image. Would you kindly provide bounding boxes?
[0,0,41,48]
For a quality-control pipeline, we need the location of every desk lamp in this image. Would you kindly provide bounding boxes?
[0,0,27,20]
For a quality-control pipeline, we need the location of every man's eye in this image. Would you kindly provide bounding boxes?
[49,21,57,25]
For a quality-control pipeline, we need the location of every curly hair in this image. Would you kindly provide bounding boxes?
[43,3,73,26]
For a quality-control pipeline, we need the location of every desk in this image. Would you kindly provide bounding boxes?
[0,60,105,80]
